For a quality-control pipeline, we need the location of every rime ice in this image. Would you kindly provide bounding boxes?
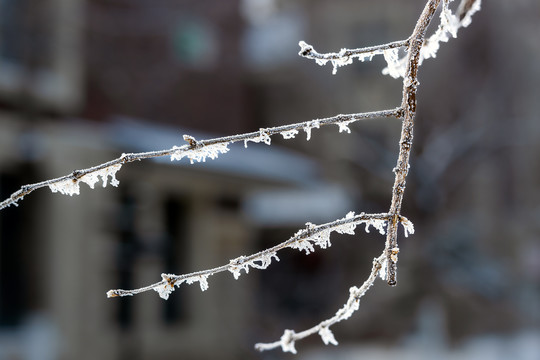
[48,164,122,196]
[318,326,338,346]
[170,142,230,163]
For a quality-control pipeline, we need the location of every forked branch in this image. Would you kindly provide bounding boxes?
[0,0,481,354]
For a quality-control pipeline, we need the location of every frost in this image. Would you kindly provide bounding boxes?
[229,252,280,279]
[171,142,230,164]
[335,211,358,235]
[401,217,415,237]
[250,252,280,270]
[379,258,388,280]
[390,247,399,263]
[315,58,328,66]
[154,273,182,300]
[460,0,481,28]
[298,40,312,57]
[318,326,338,346]
[48,164,122,196]
[186,275,210,292]
[280,330,297,354]
[339,286,361,320]
[280,129,299,139]
[330,54,353,75]
[382,48,406,79]
[49,179,80,196]
[290,236,316,255]
[337,121,353,134]
[364,218,387,235]
[244,129,271,148]
[303,120,320,141]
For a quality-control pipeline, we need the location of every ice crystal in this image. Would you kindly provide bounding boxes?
[335,211,358,235]
[49,179,80,196]
[154,273,181,300]
[379,258,388,281]
[303,120,320,141]
[250,252,280,270]
[244,129,271,148]
[330,54,353,75]
[280,330,297,354]
[48,164,122,196]
[337,121,353,134]
[290,236,316,255]
[339,286,361,320]
[401,217,415,237]
[318,326,338,346]
[228,252,280,280]
[364,218,387,235]
[460,0,482,27]
[280,129,299,139]
[186,275,209,291]
[382,48,406,79]
[170,142,230,164]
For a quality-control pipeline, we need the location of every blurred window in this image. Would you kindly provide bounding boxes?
[0,0,82,112]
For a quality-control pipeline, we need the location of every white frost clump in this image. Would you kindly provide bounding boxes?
[336,120,353,134]
[460,0,482,27]
[379,258,388,281]
[318,326,338,346]
[303,120,320,141]
[186,275,210,292]
[401,216,415,237]
[48,164,122,196]
[335,211,358,235]
[339,286,361,320]
[154,273,181,300]
[330,53,353,75]
[244,129,272,148]
[170,142,230,164]
[280,129,299,139]
[228,252,280,280]
[382,48,407,79]
[154,273,210,300]
[280,329,297,354]
[364,217,387,235]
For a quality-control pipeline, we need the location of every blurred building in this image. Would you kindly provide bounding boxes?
[1,0,540,359]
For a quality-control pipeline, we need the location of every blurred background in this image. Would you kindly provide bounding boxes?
[0,0,539,359]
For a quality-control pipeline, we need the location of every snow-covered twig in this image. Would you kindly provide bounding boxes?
[255,253,386,354]
[0,108,400,211]
[107,212,414,299]
[298,39,409,75]
[299,0,482,78]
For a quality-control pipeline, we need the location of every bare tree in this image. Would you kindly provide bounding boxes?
[0,0,481,354]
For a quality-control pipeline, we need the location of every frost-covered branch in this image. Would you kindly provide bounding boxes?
[298,39,409,75]
[0,108,399,211]
[255,252,386,354]
[300,0,482,78]
[1,0,481,355]
[107,212,414,299]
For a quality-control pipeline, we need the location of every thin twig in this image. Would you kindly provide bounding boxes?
[299,39,409,61]
[0,108,400,211]
[255,253,385,353]
[107,212,403,298]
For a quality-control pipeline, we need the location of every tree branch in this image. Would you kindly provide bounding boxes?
[107,212,414,299]
[255,252,386,354]
[0,108,400,211]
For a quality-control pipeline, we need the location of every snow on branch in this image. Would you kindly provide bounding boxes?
[106,212,414,299]
[0,108,400,211]
[255,252,386,353]
[298,39,409,75]
[299,0,481,78]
